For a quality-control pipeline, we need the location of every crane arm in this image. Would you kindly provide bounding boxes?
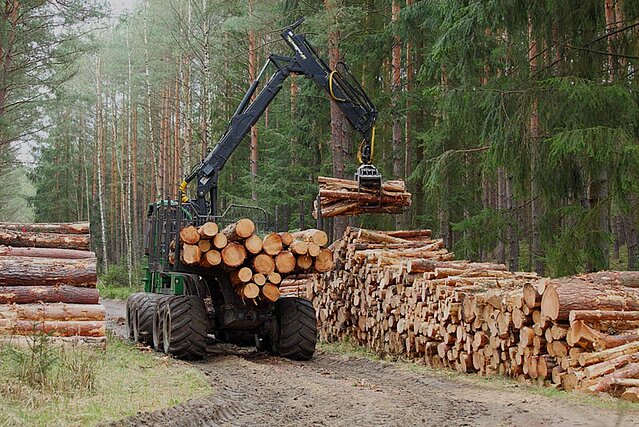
[183,18,379,216]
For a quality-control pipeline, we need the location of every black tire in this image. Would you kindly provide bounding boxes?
[273,297,317,361]
[134,293,162,346]
[162,295,207,359]
[126,293,145,340]
[152,296,172,351]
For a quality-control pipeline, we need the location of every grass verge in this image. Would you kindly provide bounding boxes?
[0,333,211,426]
[320,339,639,412]
[97,282,142,300]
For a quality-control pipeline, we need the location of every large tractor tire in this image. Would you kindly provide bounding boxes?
[152,295,172,351]
[126,292,146,340]
[272,297,317,361]
[133,293,162,346]
[162,295,207,360]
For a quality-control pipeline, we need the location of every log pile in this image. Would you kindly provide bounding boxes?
[313,177,411,217]
[174,220,333,304]
[0,222,105,346]
[309,226,639,402]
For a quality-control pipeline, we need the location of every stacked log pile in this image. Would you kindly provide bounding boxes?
[310,227,639,401]
[313,177,411,217]
[174,220,333,304]
[0,222,105,346]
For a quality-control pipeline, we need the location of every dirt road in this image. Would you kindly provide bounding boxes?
[104,299,639,427]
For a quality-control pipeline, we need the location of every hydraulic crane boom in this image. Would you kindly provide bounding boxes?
[182,18,380,216]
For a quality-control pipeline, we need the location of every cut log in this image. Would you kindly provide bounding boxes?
[244,234,263,254]
[213,233,228,249]
[0,222,90,234]
[583,353,639,378]
[579,341,639,366]
[0,257,96,287]
[0,229,90,251]
[541,280,639,321]
[198,222,218,238]
[253,253,275,275]
[292,229,328,247]
[275,251,296,274]
[314,248,334,273]
[222,219,255,241]
[588,363,639,393]
[0,303,105,321]
[231,267,253,284]
[180,244,201,266]
[0,286,100,305]
[569,310,639,323]
[197,240,211,252]
[280,232,293,247]
[290,241,309,255]
[262,233,283,255]
[179,226,200,245]
[221,243,246,268]
[204,250,221,266]
[253,273,266,286]
[261,283,280,302]
[0,246,95,259]
[523,282,541,308]
[307,243,321,257]
[379,229,432,239]
[267,272,282,285]
[620,387,639,403]
[297,254,313,270]
[0,320,105,337]
[577,271,639,289]
[237,283,259,300]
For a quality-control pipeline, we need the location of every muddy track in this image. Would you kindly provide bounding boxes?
[104,299,639,427]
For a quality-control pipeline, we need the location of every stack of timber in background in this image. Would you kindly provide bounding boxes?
[174,219,333,304]
[313,177,411,217]
[309,226,639,402]
[0,222,105,346]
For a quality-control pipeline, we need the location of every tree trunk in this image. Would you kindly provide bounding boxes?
[0,257,97,287]
[0,246,96,259]
[0,286,100,304]
[248,0,258,201]
[541,280,639,321]
[0,320,105,337]
[0,303,105,321]
[0,222,89,234]
[0,229,90,251]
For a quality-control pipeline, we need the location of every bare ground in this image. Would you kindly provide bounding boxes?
[103,299,639,427]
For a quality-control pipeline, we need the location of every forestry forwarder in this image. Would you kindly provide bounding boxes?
[127,18,380,360]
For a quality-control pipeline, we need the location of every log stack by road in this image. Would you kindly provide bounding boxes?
[0,222,105,346]
[174,219,333,304]
[309,226,639,402]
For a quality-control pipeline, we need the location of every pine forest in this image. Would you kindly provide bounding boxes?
[2,0,639,282]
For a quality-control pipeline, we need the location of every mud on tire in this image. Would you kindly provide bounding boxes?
[133,293,162,346]
[163,295,207,360]
[126,292,146,340]
[152,296,172,351]
[273,297,317,361]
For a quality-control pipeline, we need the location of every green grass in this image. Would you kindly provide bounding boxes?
[0,333,212,426]
[320,339,639,412]
[97,283,141,300]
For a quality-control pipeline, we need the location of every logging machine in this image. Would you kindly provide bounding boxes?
[128,18,381,360]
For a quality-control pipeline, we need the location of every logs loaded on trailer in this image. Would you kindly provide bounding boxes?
[0,222,105,346]
[313,177,411,218]
[174,219,333,304]
[308,226,639,402]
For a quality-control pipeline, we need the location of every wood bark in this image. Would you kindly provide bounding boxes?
[0,246,96,259]
[541,280,639,321]
[0,257,97,287]
[0,320,105,337]
[0,286,100,304]
[0,304,105,321]
[0,222,90,234]
[0,229,90,251]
